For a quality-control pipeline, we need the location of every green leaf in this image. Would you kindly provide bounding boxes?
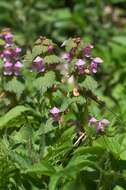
[49,173,62,190]
[113,185,125,190]
[34,71,56,93]
[61,96,86,111]
[112,36,126,47]
[60,127,75,144]
[0,106,30,129]
[24,50,33,67]
[49,157,97,190]
[65,39,77,51]
[35,119,54,136]
[63,178,87,190]
[44,55,60,64]
[74,146,105,156]
[94,136,121,159]
[32,45,48,55]
[66,156,97,170]
[4,78,25,97]
[11,125,33,144]
[0,39,5,45]
[119,134,126,160]
[79,76,98,92]
[25,161,55,176]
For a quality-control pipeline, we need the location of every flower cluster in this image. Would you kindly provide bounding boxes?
[0,29,23,76]
[0,30,110,137]
[30,37,55,73]
[61,38,103,75]
[89,117,110,133]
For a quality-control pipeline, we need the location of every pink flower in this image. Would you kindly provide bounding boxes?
[89,117,110,133]
[89,117,97,125]
[3,61,13,75]
[50,107,61,122]
[2,49,12,61]
[15,47,21,54]
[14,61,23,75]
[32,56,45,72]
[91,57,103,73]
[4,32,13,47]
[48,44,54,53]
[83,44,93,58]
[4,33,13,40]
[75,59,85,74]
[96,119,110,133]
[62,53,72,63]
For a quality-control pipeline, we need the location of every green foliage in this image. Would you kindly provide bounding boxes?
[0,0,126,189]
[44,55,60,64]
[0,106,30,129]
[0,33,126,189]
[33,71,56,93]
[4,77,25,98]
[79,75,98,92]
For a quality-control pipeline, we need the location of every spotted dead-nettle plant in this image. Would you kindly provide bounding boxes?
[3,30,125,190]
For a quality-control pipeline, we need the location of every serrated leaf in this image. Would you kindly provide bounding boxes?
[32,45,48,55]
[35,119,54,136]
[94,136,121,159]
[44,55,60,64]
[79,76,98,91]
[61,96,86,111]
[42,38,53,45]
[24,50,33,67]
[65,39,77,51]
[4,78,25,97]
[0,106,30,129]
[34,71,56,93]
[11,125,33,144]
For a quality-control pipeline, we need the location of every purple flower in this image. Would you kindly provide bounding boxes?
[91,57,103,73]
[14,47,21,54]
[61,53,72,63]
[96,119,110,133]
[75,59,85,74]
[4,33,13,40]
[48,44,54,53]
[89,117,110,133]
[2,49,12,61]
[3,61,13,75]
[89,117,97,125]
[50,107,61,122]
[0,31,22,77]
[83,44,93,58]
[14,61,23,75]
[32,56,45,72]
[4,32,13,47]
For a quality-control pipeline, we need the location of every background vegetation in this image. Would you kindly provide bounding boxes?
[0,0,126,189]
